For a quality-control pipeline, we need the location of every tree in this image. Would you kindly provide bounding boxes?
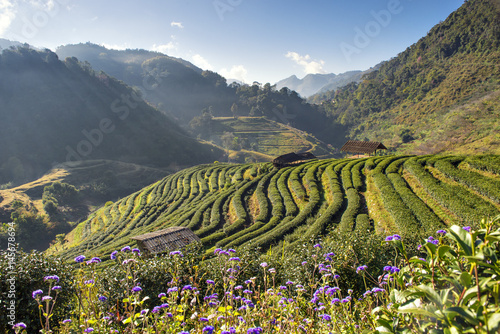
[231,103,239,118]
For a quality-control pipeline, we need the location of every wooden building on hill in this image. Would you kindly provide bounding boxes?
[340,140,387,156]
[130,226,201,255]
[272,152,317,168]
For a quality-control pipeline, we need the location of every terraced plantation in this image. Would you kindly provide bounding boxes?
[56,154,500,259]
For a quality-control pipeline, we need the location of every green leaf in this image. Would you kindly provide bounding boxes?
[459,272,472,287]
[416,284,445,308]
[448,225,472,256]
[445,306,480,326]
[487,313,500,332]
[398,298,437,318]
[376,319,394,333]
[437,245,451,259]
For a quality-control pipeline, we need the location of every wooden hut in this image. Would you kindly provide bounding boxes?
[130,226,201,255]
[272,152,317,168]
[340,140,387,156]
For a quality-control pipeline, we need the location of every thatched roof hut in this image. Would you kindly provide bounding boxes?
[340,140,387,155]
[130,226,201,255]
[272,152,317,168]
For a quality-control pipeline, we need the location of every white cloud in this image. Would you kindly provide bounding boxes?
[191,54,213,70]
[0,0,16,36]
[285,51,326,74]
[219,65,248,83]
[152,42,177,54]
[170,21,183,29]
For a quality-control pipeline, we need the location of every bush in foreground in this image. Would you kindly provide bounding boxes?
[7,216,500,333]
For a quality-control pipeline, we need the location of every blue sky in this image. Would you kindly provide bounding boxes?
[1,0,464,84]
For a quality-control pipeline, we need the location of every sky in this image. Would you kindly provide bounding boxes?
[0,0,464,84]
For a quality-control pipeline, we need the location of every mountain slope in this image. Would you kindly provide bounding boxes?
[0,47,222,184]
[52,154,500,259]
[276,72,363,97]
[55,44,345,149]
[316,0,500,153]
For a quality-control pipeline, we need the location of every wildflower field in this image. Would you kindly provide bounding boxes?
[2,218,500,333]
[2,154,500,333]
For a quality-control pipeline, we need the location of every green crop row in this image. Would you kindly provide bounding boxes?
[254,171,275,222]
[278,169,298,216]
[434,157,500,203]
[248,163,322,248]
[465,155,500,175]
[352,160,367,191]
[354,214,372,234]
[386,172,444,233]
[195,186,236,238]
[404,158,500,224]
[224,177,262,235]
[372,162,421,238]
[300,163,344,241]
[289,165,307,202]
[341,160,357,190]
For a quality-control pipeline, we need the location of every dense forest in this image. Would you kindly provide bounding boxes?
[0,47,221,185]
[311,0,500,152]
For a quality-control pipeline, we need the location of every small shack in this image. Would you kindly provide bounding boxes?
[340,140,387,156]
[272,152,317,168]
[130,226,201,255]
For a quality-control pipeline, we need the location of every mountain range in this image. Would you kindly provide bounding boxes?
[275,70,369,98]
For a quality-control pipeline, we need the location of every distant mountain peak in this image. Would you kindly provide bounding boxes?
[275,71,362,97]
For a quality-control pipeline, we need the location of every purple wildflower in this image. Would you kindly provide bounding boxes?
[356,265,368,274]
[98,296,107,302]
[32,289,43,299]
[75,255,86,263]
[110,251,118,260]
[131,286,142,293]
[463,226,471,232]
[203,325,215,334]
[437,229,447,235]
[121,246,131,252]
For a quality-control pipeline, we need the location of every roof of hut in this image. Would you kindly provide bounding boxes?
[272,152,317,167]
[130,226,201,254]
[340,141,387,154]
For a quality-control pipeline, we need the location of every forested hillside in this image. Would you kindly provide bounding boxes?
[312,0,500,154]
[56,43,345,147]
[54,154,500,259]
[0,47,221,185]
